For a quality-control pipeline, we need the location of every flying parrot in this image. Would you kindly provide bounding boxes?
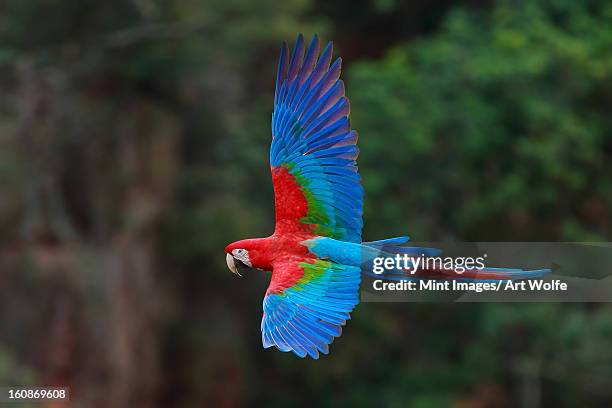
[225,34,550,359]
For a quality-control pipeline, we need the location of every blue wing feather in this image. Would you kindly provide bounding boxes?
[262,257,360,359]
[265,35,366,358]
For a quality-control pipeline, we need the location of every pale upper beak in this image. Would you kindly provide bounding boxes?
[226,253,242,277]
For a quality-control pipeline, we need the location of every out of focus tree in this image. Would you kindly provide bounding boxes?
[345,1,612,407]
[0,0,324,407]
[352,0,612,242]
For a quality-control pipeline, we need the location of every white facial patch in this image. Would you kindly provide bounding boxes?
[231,249,252,267]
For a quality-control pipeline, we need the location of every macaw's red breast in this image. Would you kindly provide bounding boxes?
[261,233,319,294]
[236,165,321,293]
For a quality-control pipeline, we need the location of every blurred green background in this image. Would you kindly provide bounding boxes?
[0,0,611,406]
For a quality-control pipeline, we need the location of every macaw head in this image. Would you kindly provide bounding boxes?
[225,239,263,276]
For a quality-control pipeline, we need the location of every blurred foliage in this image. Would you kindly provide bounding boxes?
[0,0,610,407]
[352,0,612,241]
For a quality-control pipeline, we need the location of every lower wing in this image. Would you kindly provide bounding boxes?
[262,256,360,359]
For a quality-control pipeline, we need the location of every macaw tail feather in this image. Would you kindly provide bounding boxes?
[361,237,551,282]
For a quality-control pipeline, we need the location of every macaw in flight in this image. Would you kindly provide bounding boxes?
[225,35,549,359]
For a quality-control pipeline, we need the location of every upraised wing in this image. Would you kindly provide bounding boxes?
[270,34,363,243]
[261,255,360,358]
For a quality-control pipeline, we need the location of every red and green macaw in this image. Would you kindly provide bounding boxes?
[225,35,549,359]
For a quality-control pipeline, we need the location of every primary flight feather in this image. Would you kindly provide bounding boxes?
[225,34,549,359]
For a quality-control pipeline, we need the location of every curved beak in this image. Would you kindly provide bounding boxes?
[226,253,242,277]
